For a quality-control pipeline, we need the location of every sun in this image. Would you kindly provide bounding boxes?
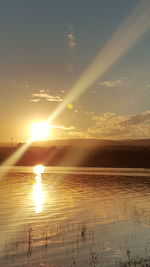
[33,165,45,174]
[30,121,50,141]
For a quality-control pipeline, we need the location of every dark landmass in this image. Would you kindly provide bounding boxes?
[32,138,150,147]
[0,139,150,168]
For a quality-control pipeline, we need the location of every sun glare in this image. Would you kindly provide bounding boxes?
[33,165,45,175]
[33,165,45,213]
[30,121,50,141]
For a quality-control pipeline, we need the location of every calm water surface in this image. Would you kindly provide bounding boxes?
[0,167,150,267]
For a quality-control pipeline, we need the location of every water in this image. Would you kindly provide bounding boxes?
[0,167,150,266]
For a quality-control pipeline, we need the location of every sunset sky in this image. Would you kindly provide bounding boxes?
[0,0,150,142]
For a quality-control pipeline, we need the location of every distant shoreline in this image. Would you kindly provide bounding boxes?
[1,166,150,176]
[0,139,150,168]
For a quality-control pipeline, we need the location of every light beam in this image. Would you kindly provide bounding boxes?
[0,140,32,179]
[47,1,150,125]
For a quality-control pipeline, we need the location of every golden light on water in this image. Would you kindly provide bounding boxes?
[33,165,45,213]
[33,181,45,213]
[30,121,50,141]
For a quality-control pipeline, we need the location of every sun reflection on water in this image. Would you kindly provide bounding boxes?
[33,165,45,213]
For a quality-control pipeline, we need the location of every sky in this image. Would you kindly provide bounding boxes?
[0,0,150,142]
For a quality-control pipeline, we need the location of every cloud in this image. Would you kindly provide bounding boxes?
[30,99,40,103]
[98,78,130,88]
[88,111,150,139]
[50,125,74,130]
[11,81,64,102]
[30,90,63,102]
[120,110,150,127]
[66,110,150,140]
[66,131,89,138]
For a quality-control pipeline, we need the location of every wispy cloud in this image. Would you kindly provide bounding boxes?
[66,110,150,140]
[30,90,63,102]
[98,78,130,88]
[50,125,74,130]
[30,99,40,103]
[66,131,89,138]
[120,111,150,127]
[88,111,150,139]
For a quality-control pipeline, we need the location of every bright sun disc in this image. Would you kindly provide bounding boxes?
[30,121,50,141]
[33,165,45,174]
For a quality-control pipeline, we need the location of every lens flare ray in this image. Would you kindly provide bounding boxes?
[47,1,150,125]
[0,141,32,179]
